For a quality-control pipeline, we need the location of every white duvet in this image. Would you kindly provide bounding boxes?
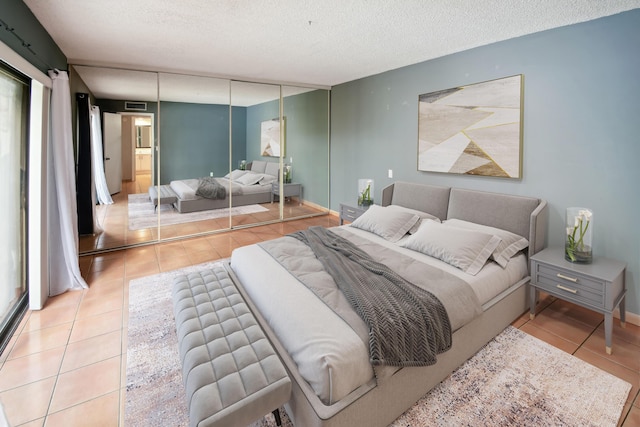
[230,226,528,406]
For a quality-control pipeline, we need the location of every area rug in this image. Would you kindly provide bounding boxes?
[126,261,632,427]
[127,193,268,230]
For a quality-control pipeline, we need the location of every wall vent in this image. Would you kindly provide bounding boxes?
[124,101,147,111]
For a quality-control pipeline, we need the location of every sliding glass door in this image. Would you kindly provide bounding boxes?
[0,62,29,350]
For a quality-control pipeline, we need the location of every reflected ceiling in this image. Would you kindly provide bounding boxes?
[25,1,639,87]
[74,65,314,106]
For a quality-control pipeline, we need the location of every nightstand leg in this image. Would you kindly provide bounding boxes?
[619,296,626,328]
[529,285,538,320]
[604,312,613,355]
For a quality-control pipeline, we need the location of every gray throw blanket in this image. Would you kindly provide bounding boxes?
[290,226,452,367]
[195,177,227,199]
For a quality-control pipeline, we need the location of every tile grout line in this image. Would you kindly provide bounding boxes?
[41,283,86,426]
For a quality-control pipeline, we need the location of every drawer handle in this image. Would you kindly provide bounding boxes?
[556,273,578,283]
[556,284,578,294]
[346,209,356,214]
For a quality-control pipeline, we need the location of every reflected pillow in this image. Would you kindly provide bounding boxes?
[386,205,441,234]
[235,171,263,186]
[443,219,529,268]
[224,169,248,180]
[350,204,420,243]
[400,220,502,276]
[259,174,277,185]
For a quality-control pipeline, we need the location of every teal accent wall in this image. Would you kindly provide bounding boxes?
[0,0,67,72]
[330,10,640,315]
[159,102,246,184]
[231,107,247,171]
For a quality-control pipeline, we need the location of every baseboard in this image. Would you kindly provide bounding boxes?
[615,308,640,326]
[296,200,340,219]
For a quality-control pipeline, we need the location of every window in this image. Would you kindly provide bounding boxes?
[0,60,29,352]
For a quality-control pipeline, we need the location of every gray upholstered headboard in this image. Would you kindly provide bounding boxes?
[382,182,548,257]
[381,182,450,220]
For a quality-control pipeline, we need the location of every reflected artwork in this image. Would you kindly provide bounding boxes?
[261,118,283,157]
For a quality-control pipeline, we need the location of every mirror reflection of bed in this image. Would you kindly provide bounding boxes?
[75,67,330,254]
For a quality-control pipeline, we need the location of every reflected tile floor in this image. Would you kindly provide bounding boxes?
[1,215,639,426]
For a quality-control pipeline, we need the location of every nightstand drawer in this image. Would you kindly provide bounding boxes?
[341,206,362,221]
[339,203,370,224]
[533,264,604,308]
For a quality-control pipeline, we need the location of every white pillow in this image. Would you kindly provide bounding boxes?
[235,171,263,186]
[443,219,529,268]
[386,205,441,234]
[400,220,502,276]
[350,204,420,243]
[224,169,248,180]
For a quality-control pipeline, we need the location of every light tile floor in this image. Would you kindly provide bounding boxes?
[1,215,639,426]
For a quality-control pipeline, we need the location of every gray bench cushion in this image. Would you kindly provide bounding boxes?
[148,185,178,206]
[172,266,291,427]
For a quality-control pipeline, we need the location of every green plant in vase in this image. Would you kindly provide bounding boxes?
[283,164,292,184]
[358,181,373,206]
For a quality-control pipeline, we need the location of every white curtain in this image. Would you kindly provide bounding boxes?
[47,70,87,295]
[90,106,113,205]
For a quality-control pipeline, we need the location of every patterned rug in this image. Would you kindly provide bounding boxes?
[127,193,268,230]
[126,261,631,427]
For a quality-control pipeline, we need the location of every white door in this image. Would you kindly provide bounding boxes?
[103,112,122,194]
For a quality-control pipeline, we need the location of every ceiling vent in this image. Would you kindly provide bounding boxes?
[124,101,147,111]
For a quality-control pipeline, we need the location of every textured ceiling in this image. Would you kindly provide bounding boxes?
[23,0,640,99]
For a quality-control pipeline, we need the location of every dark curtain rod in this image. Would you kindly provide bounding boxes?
[0,18,66,73]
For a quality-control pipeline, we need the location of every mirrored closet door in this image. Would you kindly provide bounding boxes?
[74,65,330,255]
[230,80,282,229]
[281,86,330,220]
[74,66,159,253]
[157,73,232,241]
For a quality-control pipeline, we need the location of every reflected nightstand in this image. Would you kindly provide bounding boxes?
[271,182,302,204]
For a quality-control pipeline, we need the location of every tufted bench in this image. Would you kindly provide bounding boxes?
[148,185,178,210]
[172,265,291,427]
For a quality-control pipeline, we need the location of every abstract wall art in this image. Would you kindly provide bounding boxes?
[418,75,523,178]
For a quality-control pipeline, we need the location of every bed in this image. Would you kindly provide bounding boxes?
[169,160,279,213]
[226,181,548,427]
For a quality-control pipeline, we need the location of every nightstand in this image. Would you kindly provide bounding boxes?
[271,182,302,204]
[529,247,626,355]
[339,202,372,225]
